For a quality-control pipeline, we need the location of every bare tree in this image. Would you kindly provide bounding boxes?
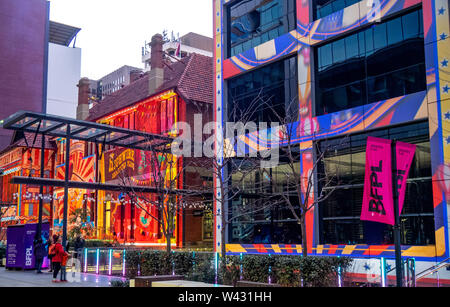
[186,91,282,258]
[109,138,189,253]
[259,97,347,256]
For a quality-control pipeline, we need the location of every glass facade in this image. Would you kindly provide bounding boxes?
[227,56,298,123]
[314,0,360,20]
[229,157,303,244]
[315,9,426,116]
[318,121,435,246]
[228,0,296,57]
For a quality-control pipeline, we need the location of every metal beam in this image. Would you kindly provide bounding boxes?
[10,176,212,197]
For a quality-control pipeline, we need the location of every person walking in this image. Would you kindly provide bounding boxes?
[51,236,64,283]
[33,238,46,274]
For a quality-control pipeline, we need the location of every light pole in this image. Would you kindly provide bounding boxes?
[391,139,403,287]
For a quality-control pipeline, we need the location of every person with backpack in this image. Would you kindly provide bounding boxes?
[50,236,64,283]
[33,237,47,274]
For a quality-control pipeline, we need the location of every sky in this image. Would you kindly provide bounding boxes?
[49,0,213,80]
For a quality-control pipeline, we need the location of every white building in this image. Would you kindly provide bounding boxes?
[46,21,81,118]
[142,32,213,72]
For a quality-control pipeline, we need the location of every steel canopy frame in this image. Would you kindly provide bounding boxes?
[10,176,208,196]
[1,111,172,151]
[1,111,175,248]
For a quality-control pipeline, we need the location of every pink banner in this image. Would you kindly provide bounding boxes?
[361,137,395,225]
[395,141,416,215]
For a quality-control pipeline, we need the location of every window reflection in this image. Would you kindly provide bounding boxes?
[228,0,296,57]
[318,121,435,246]
[228,57,298,123]
[229,158,303,244]
[314,0,360,20]
[316,9,426,116]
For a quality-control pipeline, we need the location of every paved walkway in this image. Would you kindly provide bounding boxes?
[0,267,126,287]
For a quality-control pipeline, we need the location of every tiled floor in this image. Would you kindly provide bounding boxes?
[0,267,126,287]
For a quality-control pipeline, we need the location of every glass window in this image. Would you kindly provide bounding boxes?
[229,159,304,244]
[332,39,346,63]
[318,121,435,246]
[314,0,360,20]
[228,0,296,57]
[228,57,298,123]
[345,34,359,59]
[316,9,426,116]
[387,18,403,45]
[373,23,387,51]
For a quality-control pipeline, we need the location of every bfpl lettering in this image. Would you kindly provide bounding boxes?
[25,247,33,266]
[369,160,385,215]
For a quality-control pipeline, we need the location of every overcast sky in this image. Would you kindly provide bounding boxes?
[49,0,213,80]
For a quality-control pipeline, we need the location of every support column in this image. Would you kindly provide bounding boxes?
[391,140,403,287]
[62,126,71,248]
[37,134,45,238]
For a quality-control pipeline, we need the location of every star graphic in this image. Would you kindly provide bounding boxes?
[444,84,450,93]
[438,7,446,15]
[385,264,392,272]
[440,33,448,40]
[445,112,450,120]
[442,59,449,67]
[364,263,371,271]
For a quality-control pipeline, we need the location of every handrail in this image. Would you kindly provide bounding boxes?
[415,258,450,281]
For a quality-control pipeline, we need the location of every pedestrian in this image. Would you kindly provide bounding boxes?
[73,234,85,260]
[51,236,64,283]
[60,249,70,282]
[33,237,46,274]
[47,237,54,273]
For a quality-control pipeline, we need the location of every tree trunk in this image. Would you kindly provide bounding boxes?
[301,217,308,257]
[166,226,172,253]
[221,214,226,259]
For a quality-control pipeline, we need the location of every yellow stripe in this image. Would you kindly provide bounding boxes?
[226,244,247,253]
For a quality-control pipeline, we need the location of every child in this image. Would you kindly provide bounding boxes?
[60,250,70,282]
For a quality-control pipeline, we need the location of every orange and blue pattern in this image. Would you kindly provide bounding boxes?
[215,0,450,261]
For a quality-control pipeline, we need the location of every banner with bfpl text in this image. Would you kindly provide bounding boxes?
[360,136,416,225]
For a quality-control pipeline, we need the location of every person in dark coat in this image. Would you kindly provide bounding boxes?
[33,238,46,273]
[73,235,85,259]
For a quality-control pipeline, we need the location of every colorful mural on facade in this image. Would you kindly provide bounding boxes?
[93,92,182,247]
[53,140,95,238]
[215,0,450,261]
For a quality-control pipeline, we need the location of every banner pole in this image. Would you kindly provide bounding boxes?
[391,139,403,287]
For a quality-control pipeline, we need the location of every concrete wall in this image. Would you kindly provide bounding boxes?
[46,43,81,118]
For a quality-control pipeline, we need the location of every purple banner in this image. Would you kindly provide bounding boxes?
[6,225,25,268]
[6,223,50,269]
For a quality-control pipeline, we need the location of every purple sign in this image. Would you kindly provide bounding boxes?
[6,225,25,268]
[6,223,50,269]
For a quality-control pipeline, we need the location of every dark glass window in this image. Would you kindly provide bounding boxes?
[228,158,303,244]
[316,9,426,116]
[318,121,435,246]
[228,56,298,123]
[228,0,296,57]
[313,0,360,20]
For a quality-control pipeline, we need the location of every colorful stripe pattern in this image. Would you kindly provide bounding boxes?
[223,0,422,79]
[215,0,450,261]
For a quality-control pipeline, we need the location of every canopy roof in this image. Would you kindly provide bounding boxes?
[1,111,172,151]
[49,21,81,46]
